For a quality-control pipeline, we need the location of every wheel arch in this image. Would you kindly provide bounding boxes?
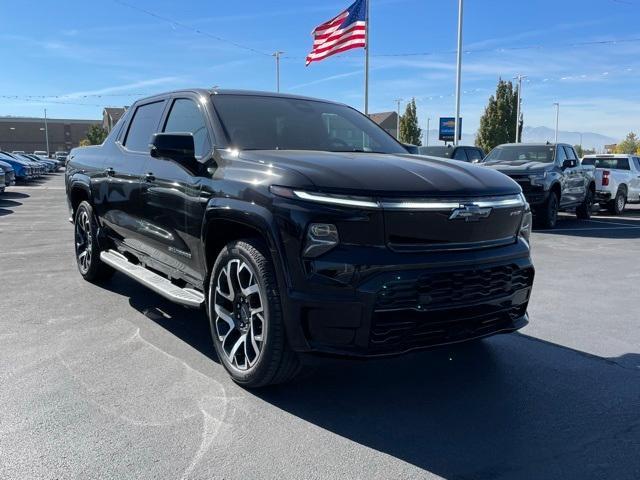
[549,181,562,200]
[202,199,291,293]
[68,176,92,219]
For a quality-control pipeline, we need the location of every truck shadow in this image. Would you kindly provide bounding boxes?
[100,272,640,479]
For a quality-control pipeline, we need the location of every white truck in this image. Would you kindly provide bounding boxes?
[581,154,640,214]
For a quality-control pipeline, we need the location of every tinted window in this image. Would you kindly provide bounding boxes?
[485,145,556,163]
[417,146,452,158]
[467,148,482,162]
[582,157,630,170]
[564,146,577,160]
[212,95,406,154]
[556,146,567,164]
[163,99,212,158]
[633,157,640,170]
[453,148,468,161]
[124,101,165,152]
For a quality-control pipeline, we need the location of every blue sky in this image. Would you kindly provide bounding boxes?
[1,0,639,139]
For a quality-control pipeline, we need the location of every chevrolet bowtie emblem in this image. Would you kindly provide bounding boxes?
[449,204,493,222]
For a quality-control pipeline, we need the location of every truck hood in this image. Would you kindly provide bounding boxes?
[482,159,553,175]
[239,150,520,197]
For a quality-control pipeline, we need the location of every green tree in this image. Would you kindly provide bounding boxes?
[79,139,91,147]
[86,124,108,145]
[399,98,422,145]
[615,132,639,154]
[573,144,584,157]
[475,79,519,152]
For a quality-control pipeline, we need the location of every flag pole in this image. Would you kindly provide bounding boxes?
[453,0,464,146]
[364,0,370,115]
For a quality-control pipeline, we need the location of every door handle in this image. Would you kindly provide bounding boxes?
[104,167,115,177]
[144,172,155,182]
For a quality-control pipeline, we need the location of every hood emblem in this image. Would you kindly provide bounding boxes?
[449,204,492,222]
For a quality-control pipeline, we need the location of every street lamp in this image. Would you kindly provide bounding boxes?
[273,51,284,93]
[553,103,560,143]
[394,98,403,140]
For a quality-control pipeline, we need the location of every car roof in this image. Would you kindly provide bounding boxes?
[132,88,349,107]
[583,153,635,157]
[496,142,570,147]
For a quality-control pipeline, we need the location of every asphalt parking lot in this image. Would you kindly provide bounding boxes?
[1,173,639,480]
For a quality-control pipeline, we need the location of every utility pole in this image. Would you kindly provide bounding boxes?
[553,103,560,143]
[364,0,370,114]
[44,109,50,158]
[426,117,430,146]
[453,0,464,146]
[395,98,403,140]
[273,51,284,92]
[514,74,527,143]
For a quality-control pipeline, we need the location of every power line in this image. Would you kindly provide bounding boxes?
[111,0,272,57]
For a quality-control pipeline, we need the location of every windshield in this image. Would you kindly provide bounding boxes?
[485,145,556,163]
[212,94,406,154]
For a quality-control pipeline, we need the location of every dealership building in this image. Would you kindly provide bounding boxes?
[0,116,100,153]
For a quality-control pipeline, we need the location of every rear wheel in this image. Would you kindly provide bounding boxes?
[576,187,594,219]
[536,192,559,229]
[74,201,113,282]
[208,239,300,387]
[608,189,626,215]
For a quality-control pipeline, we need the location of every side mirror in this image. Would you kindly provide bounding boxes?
[562,159,577,169]
[150,133,195,162]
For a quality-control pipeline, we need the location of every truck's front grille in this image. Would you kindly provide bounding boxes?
[369,303,528,350]
[375,264,534,311]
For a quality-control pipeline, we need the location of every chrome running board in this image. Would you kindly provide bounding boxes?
[100,250,205,308]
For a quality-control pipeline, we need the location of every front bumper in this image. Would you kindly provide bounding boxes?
[595,191,612,202]
[282,241,534,356]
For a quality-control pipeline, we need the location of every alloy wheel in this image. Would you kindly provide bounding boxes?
[75,209,92,274]
[213,259,266,371]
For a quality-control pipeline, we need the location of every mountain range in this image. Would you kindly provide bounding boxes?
[422,127,618,151]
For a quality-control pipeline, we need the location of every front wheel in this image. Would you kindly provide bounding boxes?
[535,192,559,229]
[74,201,114,282]
[576,188,594,219]
[208,239,300,387]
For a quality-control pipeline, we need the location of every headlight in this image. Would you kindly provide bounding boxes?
[519,197,532,247]
[303,223,339,258]
[270,185,379,209]
[529,172,547,186]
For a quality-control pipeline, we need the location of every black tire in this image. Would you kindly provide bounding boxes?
[608,189,626,215]
[536,192,559,229]
[74,201,114,282]
[576,187,594,219]
[208,239,300,388]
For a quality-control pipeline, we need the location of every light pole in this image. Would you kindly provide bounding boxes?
[273,51,284,92]
[514,74,527,143]
[453,0,464,146]
[426,117,431,146]
[44,109,50,157]
[395,98,403,140]
[553,103,560,143]
[9,127,15,151]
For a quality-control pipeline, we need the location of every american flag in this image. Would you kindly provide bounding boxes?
[306,0,367,66]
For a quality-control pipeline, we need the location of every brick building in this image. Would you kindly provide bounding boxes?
[0,116,100,153]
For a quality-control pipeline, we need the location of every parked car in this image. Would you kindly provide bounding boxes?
[33,150,49,158]
[66,89,535,387]
[24,153,58,172]
[581,154,640,214]
[54,151,69,164]
[0,160,16,187]
[482,143,595,228]
[0,152,34,180]
[416,145,486,163]
[11,150,26,155]
[14,153,47,175]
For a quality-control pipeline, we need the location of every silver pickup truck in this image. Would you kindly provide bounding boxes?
[581,154,640,214]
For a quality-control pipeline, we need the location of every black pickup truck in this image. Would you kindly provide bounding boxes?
[66,89,535,387]
[483,143,595,228]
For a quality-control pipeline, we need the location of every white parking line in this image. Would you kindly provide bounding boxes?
[586,218,640,227]
[538,225,640,232]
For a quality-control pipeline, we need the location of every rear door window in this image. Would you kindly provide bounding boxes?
[123,101,165,152]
